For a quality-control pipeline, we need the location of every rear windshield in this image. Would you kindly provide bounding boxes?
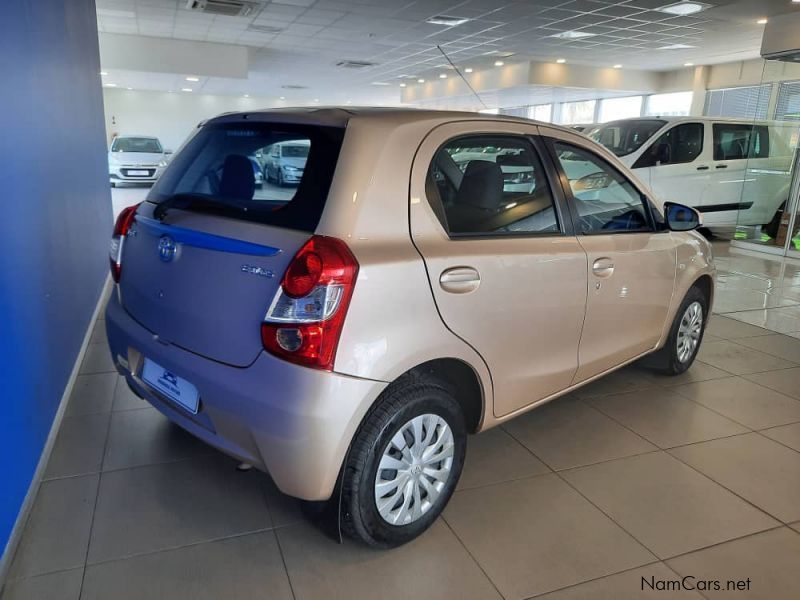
[147,122,345,232]
[587,119,666,157]
[112,137,163,153]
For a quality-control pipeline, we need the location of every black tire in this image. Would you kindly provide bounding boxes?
[276,170,284,187]
[110,181,116,188]
[763,201,786,240]
[646,286,708,375]
[340,374,466,547]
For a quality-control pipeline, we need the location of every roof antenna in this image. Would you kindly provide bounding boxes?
[436,45,489,110]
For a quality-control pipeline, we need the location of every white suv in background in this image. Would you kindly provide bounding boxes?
[108,135,170,187]
[587,117,796,237]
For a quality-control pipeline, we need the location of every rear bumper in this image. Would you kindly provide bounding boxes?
[105,290,387,500]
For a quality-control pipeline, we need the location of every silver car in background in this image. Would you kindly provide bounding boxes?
[108,135,170,187]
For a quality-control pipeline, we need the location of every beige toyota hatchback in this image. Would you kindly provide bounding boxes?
[106,108,715,547]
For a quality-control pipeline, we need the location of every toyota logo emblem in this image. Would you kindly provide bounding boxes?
[158,235,177,262]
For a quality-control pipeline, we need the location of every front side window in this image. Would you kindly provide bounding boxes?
[553,142,651,234]
[633,122,703,168]
[587,119,666,157]
[428,135,559,236]
[713,124,769,160]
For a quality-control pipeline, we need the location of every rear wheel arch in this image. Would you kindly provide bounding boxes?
[377,358,485,434]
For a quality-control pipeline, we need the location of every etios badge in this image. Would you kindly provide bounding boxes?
[158,236,177,263]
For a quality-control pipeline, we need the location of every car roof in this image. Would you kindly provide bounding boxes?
[205,106,577,134]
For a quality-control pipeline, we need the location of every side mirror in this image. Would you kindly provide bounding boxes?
[165,149,174,155]
[664,202,700,231]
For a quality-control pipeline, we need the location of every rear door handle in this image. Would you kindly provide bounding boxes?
[592,258,615,278]
[439,266,480,294]
[696,165,709,171]
[715,164,728,169]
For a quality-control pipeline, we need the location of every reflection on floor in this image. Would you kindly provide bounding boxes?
[713,242,800,337]
[3,246,800,600]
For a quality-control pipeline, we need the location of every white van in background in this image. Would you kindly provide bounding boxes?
[586,117,797,236]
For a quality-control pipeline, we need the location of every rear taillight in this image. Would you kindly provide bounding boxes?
[261,235,359,371]
[109,203,141,283]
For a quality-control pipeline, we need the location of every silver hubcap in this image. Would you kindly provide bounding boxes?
[677,301,703,363]
[374,414,455,526]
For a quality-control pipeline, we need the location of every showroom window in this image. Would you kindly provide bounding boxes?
[559,100,597,125]
[644,92,693,116]
[553,142,650,234]
[775,81,800,121]
[427,135,560,236]
[598,96,643,122]
[529,104,553,122]
[633,122,704,168]
[499,106,529,117]
[704,85,771,119]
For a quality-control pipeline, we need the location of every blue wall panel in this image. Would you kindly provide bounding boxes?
[0,0,112,558]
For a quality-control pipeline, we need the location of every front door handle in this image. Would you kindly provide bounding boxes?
[696,165,709,171]
[440,266,480,294]
[715,164,728,169]
[592,258,615,278]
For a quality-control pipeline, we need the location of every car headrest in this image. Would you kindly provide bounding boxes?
[219,154,255,201]
[455,160,504,211]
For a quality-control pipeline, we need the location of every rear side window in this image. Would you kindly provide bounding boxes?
[633,123,704,168]
[427,135,560,236]
[713,123,769,160]
[148,122,344,232]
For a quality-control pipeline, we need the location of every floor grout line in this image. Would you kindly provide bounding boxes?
[439,516,508,600]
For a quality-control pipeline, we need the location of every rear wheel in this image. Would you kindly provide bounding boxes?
[110,181,116,188]
[341,376,466,547]
[647,286,708,375]
[764,201,786,240]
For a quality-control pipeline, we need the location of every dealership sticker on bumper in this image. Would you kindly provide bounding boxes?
[142,358,200,413]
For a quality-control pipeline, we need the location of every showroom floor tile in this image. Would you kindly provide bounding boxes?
[666,527,800,600]
[4,248,800,599]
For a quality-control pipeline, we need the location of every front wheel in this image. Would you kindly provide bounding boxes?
[341,376,466,547]
[647,286,708,375]
[276,170,284,187]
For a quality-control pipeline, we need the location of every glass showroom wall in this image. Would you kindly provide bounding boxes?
[727,59,800,257]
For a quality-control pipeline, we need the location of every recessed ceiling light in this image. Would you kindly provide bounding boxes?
[100,71,108,76]
[463,68,473,74]
[185,76,199,82]
[757,18,768,24]
[103,83,117,87]
[556,58,566,64]
[399,83,407,87]
[658,43,695,50]
[425,15,470,27]
[371,81,390,86]
[613,64,622,69]
[494,60,505,66]
[314,98,319,102]
[550,30,596,40]
[181,88,192,92]
[346,100,352,104]
[279,96,285,100]
[418,78,425,83]
[684,62,695,66]
[126,87,133,90]
[243,94,249,98]
[439,73,447,79]
[655,2,711,16]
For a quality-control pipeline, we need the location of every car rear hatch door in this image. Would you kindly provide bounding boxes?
[116,116,346,367]
[120,203,309,367]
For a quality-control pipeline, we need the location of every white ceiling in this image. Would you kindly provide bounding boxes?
[96,0,799,102]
